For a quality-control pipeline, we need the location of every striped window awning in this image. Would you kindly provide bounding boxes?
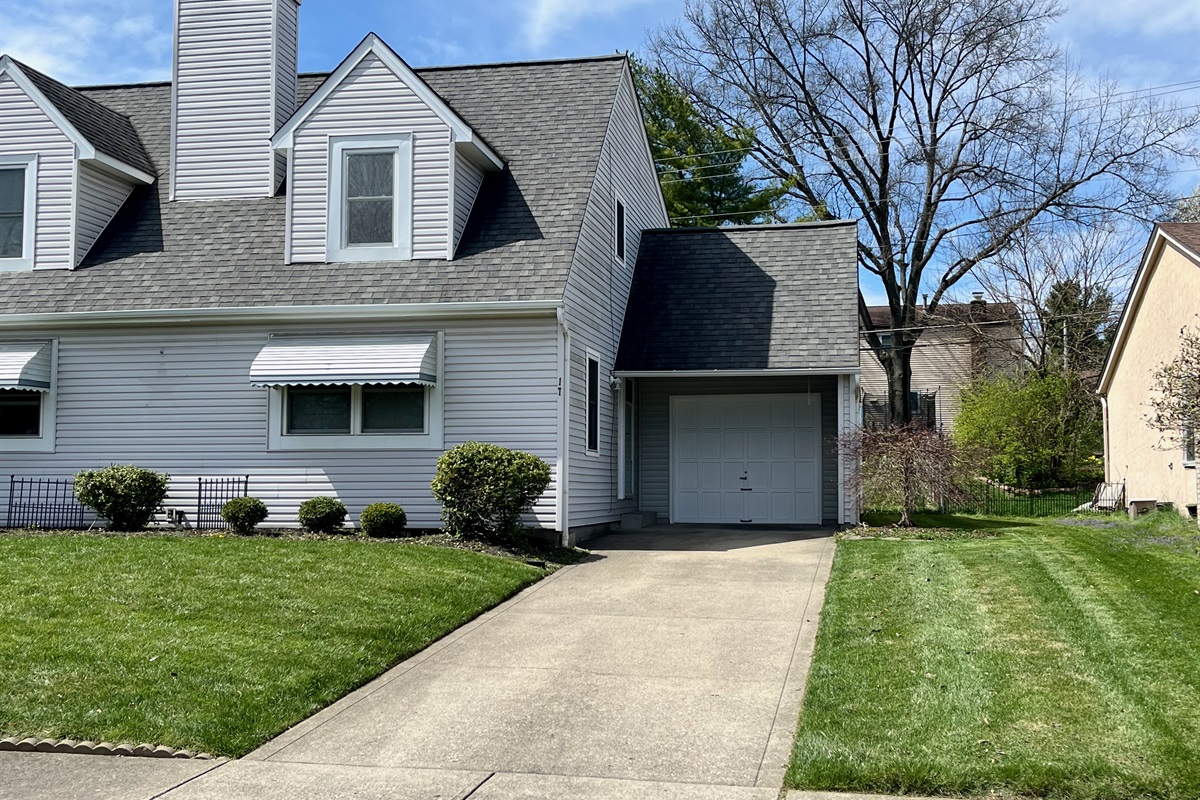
[249,335,438,387]
[0,341,53,391]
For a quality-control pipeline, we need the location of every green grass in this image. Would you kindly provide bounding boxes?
[0,534,542,756]
[790,512,1200,799]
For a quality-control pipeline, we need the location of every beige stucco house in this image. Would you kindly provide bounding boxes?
[860,297,1022,430]
[1100,223,1200,521]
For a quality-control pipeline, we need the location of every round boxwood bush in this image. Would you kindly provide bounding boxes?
[298,496,348,534]
[431,441,552,541]
[74,464,170,532]
[221,496,269,535]
[358,502,407,538]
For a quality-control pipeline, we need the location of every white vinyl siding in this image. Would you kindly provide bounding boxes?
[75,164,133,265]
[288,52,452,262]
[272,0,299,193]
[453,152,484,253]
[638,376,843,525]
[172,0,298,200]
[562,67,668,529]
[0,74,74,270]
[0,318,561,529]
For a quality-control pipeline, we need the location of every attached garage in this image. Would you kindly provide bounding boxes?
[672,394,820,524]
[613,221,863,529]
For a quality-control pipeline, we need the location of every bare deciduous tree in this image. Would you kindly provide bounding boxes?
[842,424,980,526]
[974,218,1137,373]
[652,0,1198,423]
[1147,323,1200,455]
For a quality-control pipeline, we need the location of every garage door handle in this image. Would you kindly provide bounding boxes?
[740,487,752,492]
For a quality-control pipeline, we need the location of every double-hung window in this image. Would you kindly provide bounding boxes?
[0,154,37,271]
[0,340,56,452]
[327,136,412,262]
[252,334,443,451]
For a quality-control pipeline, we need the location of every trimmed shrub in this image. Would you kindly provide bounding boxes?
[431,441,552,541]
[358,502,407,538]
[74,464,170,532]
[298,496,348,534]
[221,496,269,535]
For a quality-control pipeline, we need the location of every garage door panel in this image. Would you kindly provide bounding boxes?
[676,430,698,460]
[747,429,772,459]
[673,394,821,525]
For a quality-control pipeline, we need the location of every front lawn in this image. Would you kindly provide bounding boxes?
[790,513,1200,799]
[0,534,542,756]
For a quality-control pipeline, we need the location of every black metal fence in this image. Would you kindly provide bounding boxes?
[6,475,93,529]
[944,482,1098,517]
[196,476,250,529]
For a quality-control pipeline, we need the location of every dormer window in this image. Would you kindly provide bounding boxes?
[327,136,412,262]
[0,155,36,271]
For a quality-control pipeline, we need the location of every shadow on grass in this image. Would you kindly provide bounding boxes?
[861,511,1037,530]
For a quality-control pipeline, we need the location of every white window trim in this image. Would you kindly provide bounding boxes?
[0,154,38,272]
[614,194,627,265]
[327,135,413,263]
[584,349,601,457]
[0,338,56,453]
[267,331,444,451]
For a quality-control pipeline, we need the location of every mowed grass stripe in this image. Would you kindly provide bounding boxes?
[0,535,542,756]
[789,517,1200,799]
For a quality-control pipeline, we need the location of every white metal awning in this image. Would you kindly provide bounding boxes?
[0,341,52,391]
[249,335,438,387]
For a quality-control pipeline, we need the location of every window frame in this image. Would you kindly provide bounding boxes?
[266,332,444,451]
[327,135,413,263]
[585,352,600,455]
[0,154,37,272]
[1185,425,1196,468]
[614,196,626,263]
[0,338,56,453]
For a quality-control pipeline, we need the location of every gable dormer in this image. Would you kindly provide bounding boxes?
[270,35,503,264]
[0,56,155,272]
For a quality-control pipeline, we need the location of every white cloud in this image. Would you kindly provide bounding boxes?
[0,0,172,84]
[521,0,653,50]
[1061,0,1199,39]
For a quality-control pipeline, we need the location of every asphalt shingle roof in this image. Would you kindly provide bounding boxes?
[0,56,626,315]
[615,221,861,372]
[15,59,156,177]
[864,301,1021,329]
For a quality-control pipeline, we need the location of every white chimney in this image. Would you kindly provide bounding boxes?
[170,0,300,201]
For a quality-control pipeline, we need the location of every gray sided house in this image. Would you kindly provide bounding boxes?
[0,0,861,541]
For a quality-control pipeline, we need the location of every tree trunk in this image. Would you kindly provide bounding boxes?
[881,343,914,426]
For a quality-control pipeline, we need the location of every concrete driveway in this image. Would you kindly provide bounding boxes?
[5,526,835,800]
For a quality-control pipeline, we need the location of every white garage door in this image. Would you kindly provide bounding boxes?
[671,394,821,524]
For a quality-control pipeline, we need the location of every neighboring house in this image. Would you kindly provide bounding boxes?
[0,0,861,541]
[1100,223,1199,521]
[859,296,1022,430]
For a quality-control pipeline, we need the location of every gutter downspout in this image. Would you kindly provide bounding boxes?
[557,307,571,547]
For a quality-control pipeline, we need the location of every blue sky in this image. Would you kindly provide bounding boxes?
[2,0,1198,304]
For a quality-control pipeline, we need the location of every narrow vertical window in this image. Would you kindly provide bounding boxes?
[615,199,626,262]
[586,356,600,452]
[0,168,24,259]
[623,378,637,497]
[1185,425,1196,466]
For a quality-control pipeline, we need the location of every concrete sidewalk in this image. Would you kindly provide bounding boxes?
[1,526,836,800]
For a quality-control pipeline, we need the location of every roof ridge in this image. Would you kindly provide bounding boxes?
[643,220,858,234]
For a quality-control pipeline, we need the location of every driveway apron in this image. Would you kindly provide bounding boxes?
[168,525,836,799]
